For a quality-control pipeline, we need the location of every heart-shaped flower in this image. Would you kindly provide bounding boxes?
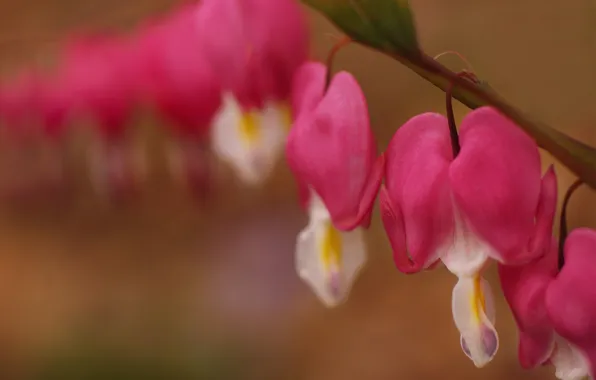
[197,0,308,185]
[286,61,384,307]
[380,107,558,367]
[544,228,596,379]
[60,34,143,200]
[132,4,222,198]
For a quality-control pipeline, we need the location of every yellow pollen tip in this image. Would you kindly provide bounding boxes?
[239,111,261,145]
[470,275,486,323]
[320,220,343,273]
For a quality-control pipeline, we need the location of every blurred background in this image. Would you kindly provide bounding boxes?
[0,0,594,378]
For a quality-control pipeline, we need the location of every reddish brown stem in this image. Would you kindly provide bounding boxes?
[558,179,584,269]
[324,36,352,91]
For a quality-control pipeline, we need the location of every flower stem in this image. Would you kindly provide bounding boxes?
[445,82,461,157]
[446,71,479,158]
[324,36,351,92]
[558,178,584,270]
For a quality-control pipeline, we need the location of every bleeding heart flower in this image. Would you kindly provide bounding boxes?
[380,107,558,367]
[544,228,596,379]
[290,61,326,210]
[38,76,72,140]
[0,70,67,200]
[60,34,143,200]
[498,239,559,370]
[500,233,594,380]
[286,62,384,307]
[0,70,42,135]
[197,0,308,185]
[132,4,221,198]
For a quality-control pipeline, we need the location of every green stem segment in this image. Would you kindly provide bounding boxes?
[558,179,584,270]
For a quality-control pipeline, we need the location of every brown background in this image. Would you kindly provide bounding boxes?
[0,0,593,379]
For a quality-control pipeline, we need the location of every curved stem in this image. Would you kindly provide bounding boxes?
[445,81,460,157]
[558,178,584,269]
[446,71,479,158]
[324,36,352,91]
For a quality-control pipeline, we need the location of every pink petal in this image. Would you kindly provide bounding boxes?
[524,166,559,261]
[244,0,309,101]
[289,61,326,211]
[286,71,380,230]
[291,61,326,118]
[38,77,72,138]
[353,154,384,229]
[498,239,558,369]
[380,113,454,273]
[0,70,43,135]
[450,107,546,265]
[196,0,248,93]
[144,7,222,138]
[60,34,135,138]
[295,179,310,210]
[546,228,596,365]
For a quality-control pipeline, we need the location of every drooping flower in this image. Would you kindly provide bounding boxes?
[286,62,384,307]
[197,0,308,186]
[380,107,558,367]
[60,34,142,200]
[544,228,596,379]
[499,229,596,380]
[132,4,221,198]
[498,239,559,370]
[0,70,66,200]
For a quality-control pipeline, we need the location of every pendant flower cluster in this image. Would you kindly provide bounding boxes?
[285,52,593,379]
[0,0,308,201]
[0,0,594,378]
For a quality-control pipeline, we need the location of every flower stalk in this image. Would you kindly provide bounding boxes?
[558,179,583,269]
[324,36,351,92]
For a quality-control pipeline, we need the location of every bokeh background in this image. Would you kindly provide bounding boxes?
[0,0,594,378]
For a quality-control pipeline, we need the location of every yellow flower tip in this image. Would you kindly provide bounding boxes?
[470,274,487,324]
[239,110,261,146]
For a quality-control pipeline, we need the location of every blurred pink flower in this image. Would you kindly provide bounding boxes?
[60,34,142,200]
[197,0,309,185]
[131,5,222,198]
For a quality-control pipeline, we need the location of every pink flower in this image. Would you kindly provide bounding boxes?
[289,61,326,210]
[37,76,73,140]
[0,70,43,136]
[0,70,67,199]
[60,34,135,139]
[60,34,143,200]
[498,239,559,370]
[499,228,596,380]
[545,228,596,379]
[131,4,222,198]
[285,61,384,307]
[380,107,558,367]
[197,0,308,185]
[136,7,221,138]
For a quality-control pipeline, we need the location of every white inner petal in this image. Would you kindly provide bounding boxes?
[295,191,367,308]
[550,335,591,380]
[452,275,499,368]
[210,94,289,186]
[440,205,497,277]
